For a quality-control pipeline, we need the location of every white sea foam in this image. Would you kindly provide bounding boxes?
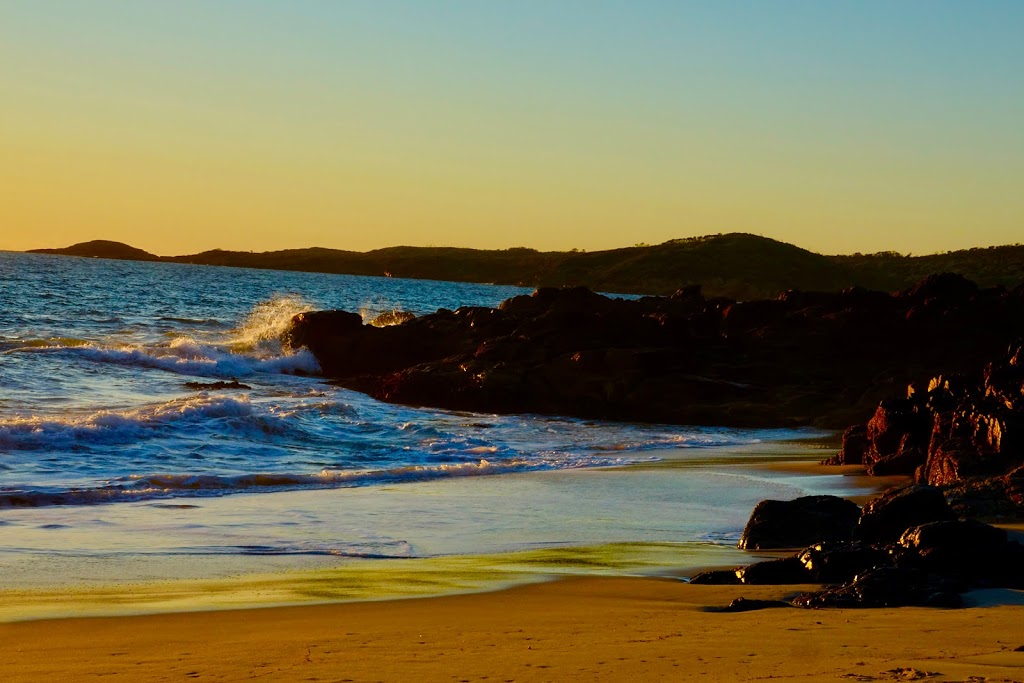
[0,457,597,507]
[0,395,257,450]
[5,295,322,378]
[13,338,320,378]
[229,294,311,353]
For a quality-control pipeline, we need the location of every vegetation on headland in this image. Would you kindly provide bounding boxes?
[27,233,1024,298]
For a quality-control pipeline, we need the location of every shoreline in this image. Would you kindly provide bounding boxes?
[3,431,1022,679]
[2,575,1022,682]
[0,437,893,624]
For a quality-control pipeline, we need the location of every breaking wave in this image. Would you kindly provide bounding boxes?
[3,295,321,378]
[57,339,320,378]
[0,395,265,450]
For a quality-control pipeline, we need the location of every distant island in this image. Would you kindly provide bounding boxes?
[28,234,1024,299]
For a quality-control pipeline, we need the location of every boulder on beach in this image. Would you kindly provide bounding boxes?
[855,485,955,544]
[737,495,861,550]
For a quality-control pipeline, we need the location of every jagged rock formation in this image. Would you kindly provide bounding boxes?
[829,337,1024,518]
[285,275,1024,429]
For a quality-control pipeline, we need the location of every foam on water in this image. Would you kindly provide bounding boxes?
[5,294,321,378]
[0,395,258,450]
[49,341,321,377]
[0,457,614,508]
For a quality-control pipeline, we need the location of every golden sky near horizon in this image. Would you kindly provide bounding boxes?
[2,2,1022,256]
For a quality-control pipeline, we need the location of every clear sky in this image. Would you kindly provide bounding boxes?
[2,1,1022,255]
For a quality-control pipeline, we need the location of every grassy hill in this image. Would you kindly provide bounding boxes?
[29,234,1024,298]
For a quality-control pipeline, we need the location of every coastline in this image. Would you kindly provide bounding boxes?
[0,436,888,623]
[2,576,1022,682]
[8,437,1020,681]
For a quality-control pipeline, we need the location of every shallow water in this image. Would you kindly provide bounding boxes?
[0,253,832,596]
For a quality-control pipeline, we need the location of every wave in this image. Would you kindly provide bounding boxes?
[9,337,320,378]
[3,295,321,379]
[0,337,92,351]
[0,395,266,450]
[0,456,624,508]
[158,316,227,326]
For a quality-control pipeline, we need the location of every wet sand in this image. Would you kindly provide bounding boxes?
[5,439,1020,681]
[2,576,1022,682]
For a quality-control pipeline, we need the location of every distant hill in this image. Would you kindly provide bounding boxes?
[29,240,160,262]
[28,234,1024,298]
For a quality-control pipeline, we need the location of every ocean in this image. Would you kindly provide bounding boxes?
[0,253,846,614]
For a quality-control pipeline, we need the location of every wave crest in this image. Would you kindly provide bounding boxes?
[0,395,257,450]
[11,339,320,378]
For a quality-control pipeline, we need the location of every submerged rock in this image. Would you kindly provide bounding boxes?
[368,309,415,327]
[183,379,252,391]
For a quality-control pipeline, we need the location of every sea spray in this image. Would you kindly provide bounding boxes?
[229,294,312,354]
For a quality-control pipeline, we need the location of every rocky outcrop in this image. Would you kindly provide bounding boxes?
[284,275,1024,429]
[831,339,1024,522]
[703,483,1024,607]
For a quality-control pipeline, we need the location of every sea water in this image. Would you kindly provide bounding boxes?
[0,252,834,605]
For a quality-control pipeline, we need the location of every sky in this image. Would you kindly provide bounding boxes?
[1,1,1022,256]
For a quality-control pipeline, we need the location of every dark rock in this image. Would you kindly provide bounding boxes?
[895,520,1008,581]
[687,570,741,585]
[368,309,415,327]
[836,424,868,465]
[943,466,1024,519]
[902,272,979,301]
[920,406,1024,486]
[999,541,1024,589]
[183,379,252,391]
[736,557,812,585]
[856,485,955,544]
[716,597,792,612]
[863,398,930,475]
[796,541,890,583]
[923,591,963,608]
[284,310,364,351]
[842,341,1024,490]
[792,567,963,608]
[738,495,861,550]
[284,277,1024,430]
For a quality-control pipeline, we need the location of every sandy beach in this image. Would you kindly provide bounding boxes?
[2,576,1022,682]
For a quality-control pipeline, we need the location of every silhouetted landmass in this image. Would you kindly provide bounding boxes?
[29,239,161,261]
[28,234,1024,298]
